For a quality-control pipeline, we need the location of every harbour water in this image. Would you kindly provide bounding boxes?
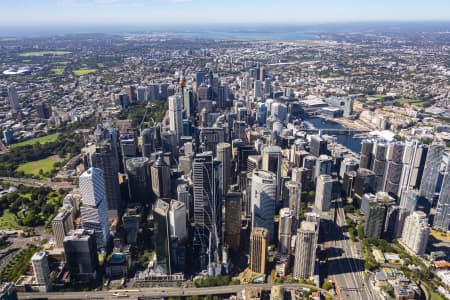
[304,117,363,153]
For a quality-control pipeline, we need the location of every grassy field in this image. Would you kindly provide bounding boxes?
[73,68,97,76]
[16,155,63,177]
[51,67,65,75]
[432,292,445,300]
[0,211,24,230]
[19,51,72,57]
[395,98,425,106]
[430,229,450,242]
[12,133,60,148]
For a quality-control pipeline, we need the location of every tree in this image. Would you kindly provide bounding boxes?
[357,225,365,239]
[322,282,332,290]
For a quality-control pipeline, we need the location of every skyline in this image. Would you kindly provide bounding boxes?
[2,0,450,28]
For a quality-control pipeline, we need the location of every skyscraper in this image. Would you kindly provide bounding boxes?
[434,160,450,231]
[63,229,99,281]
[315,154,333,180]
[192,152,221,268]
[261,145,282,196]
[401,211,430,255]
[398,141,428,200]
[249,227,268,274]
[168,95,183,141]
[141,128,154,158]
[293,220,319,280]
[126,157,151,205]
[36,101,52,119]
[224,192,241,250]
[251,170,277,242]
[8,84,20,112]
[385,142,405,199]
[254,80,263,99]
[310,135,328,157]
[359,140,374,169]
[353,168,377,202]
[150,152,171,199]
[216,143,232,196]
[148,83,160,101]
[315,174,334,211]
[364,199,388,239]
[52,208,74,249]
[199,127,225,155]
[137,86,148,102]
[120,134,137,161]
[343,96,354,118]
[122,207,140,244]
[339,157,359,179]
[31,251,51,292]
[371,142,388,191]
[169,199,188,244]
[153,199,172,274]
[420,143,444,204]
[79,168,110,249]
[90,142,121,214]
[278,208,294,256]
[283,181,302,230]
[183,88,194,117]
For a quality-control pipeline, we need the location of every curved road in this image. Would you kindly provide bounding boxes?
[19,283,338,299]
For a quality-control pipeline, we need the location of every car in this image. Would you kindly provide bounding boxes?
[113,292,129,298]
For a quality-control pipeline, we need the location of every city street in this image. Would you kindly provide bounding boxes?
[324,201,378,300]
[19,283,338,299]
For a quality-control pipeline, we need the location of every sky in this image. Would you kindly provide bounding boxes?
[1,0,450,27]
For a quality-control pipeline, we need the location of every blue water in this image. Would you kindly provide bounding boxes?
[305,118,362,153]
[166,30,317,41]
[0,25,317,40]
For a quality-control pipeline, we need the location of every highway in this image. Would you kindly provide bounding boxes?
[325,200,378,300]
[0,176,75,190]
[19,283,338,299]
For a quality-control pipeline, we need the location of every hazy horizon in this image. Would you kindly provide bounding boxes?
[2,21,450,38]
[2,0,450,29]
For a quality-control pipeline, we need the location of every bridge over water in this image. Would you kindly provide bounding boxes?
[302,128,370,135]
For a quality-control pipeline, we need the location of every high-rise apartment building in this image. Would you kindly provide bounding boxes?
[401,211,430,255]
